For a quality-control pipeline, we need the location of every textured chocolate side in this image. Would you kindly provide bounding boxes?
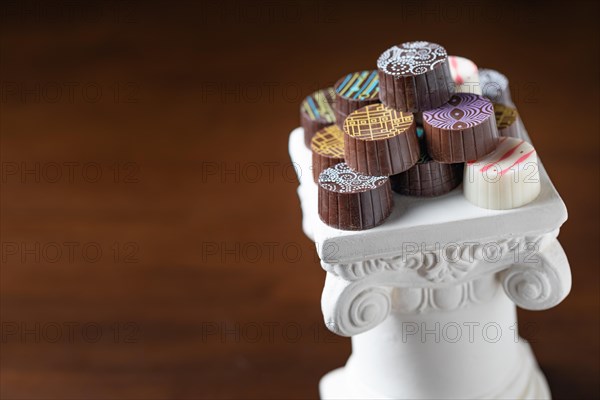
[318,163,393,231]
[311,125,345,183]
[391,132,463,196]
[300,87,337,147]
[334,71,380,129]
[494,103,520,139]
[423,93,499,163]
[343,104,420,176]
[377,41,455,112]
[479,68,512,105]
[390,162,463,197]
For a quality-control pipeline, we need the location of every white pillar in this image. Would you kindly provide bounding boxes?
[321,275,550,399]
[288,126,571,400]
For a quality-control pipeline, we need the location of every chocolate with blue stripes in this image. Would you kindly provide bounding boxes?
[333,70,381,129]
[300,87,337,147]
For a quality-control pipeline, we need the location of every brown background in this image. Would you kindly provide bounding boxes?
[0,1,598,399]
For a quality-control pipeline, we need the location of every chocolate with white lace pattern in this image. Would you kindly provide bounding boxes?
[377,41,454,112]
[318,163,393,231]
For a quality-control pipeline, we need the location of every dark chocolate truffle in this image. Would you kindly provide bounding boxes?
[494,103,520,139]
[311,125,345,183]
[343,103,420,176]
[377,41,454,112]
[334,70,380,129]
[423,93,499,163]
[300,87,337,147]
[390,129,463,197]
[318,163,393,231]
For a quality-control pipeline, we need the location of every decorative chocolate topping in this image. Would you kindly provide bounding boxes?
[423,93,499,163]
[423,93,494,130]
[377,41,454,112]
[494,103,518,131]
[343,104,419,176]
[318,163,394,230]
[377,41,448,77]
[311,125,345,158]
[311,125,345,183]
[300,87,337,147]
[334,71,381,129]
[344,103,414,140]
[319,163,387,194]
[301,87,336,123]
[335,70,379,101]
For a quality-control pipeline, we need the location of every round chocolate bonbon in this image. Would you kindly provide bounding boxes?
[390,132,463,197]
[423,93,499,163]
[377,41,454,112]
[334,70,380,129]
[311,125,345,183]
[494,103,520,139]
[448,55,481,95]
[300,87,337,147]
[343,103,420,176]
[318,163,393,231]
[464,137,540,210]
[479,68,512,105]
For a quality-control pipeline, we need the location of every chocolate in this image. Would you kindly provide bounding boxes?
[343,104,420,176]
[494,103,520,138]
[334,70,380,129]
[479,68,512,105]
[377,41,454,112]
[464,137,540,210]
[311,125,345,183]
[390,131,463,197]
[423,93,499,163]
[448,55,481,95]
[318,163,393,230]
[300,87,337,147]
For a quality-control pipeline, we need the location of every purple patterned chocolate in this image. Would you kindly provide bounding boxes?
[423,93,494,130]
[318,163,387,193]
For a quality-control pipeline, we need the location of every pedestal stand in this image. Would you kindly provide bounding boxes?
[289,122,571,399]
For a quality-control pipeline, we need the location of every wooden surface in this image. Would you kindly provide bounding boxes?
[0,1,598,399]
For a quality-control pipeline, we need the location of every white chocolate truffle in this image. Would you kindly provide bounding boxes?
[464,137,540,210]
[449,55,482,95]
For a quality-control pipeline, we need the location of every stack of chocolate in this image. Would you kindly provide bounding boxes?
[300,41,540,231]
